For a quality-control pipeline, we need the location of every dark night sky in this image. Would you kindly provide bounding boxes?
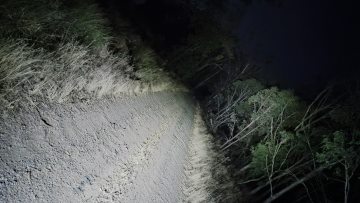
[234,0,360,90]
[109,0,359,94]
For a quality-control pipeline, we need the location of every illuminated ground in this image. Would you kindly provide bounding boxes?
[0,92,215,202]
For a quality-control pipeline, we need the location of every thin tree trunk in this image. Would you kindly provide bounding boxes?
[344,166,349,203]
[264,167,324,203]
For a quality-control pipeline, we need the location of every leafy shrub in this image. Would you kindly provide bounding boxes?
[206,79,264,134]
[245,88,306,179]
[233,79,265,117]
[247,87,305,136]
[249,129,302,177]
[317,131,360,202]
[317,131,360,173]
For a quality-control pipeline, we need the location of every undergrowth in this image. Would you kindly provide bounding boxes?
[0,0,184,112]
[0,40,134,109]
[0,0,110,49]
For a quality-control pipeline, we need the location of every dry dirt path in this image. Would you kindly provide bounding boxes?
[0,92,206,203]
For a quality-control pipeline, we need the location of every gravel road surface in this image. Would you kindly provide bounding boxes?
[0,92,199,203]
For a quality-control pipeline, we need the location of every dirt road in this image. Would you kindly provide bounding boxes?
[0,92,200,202]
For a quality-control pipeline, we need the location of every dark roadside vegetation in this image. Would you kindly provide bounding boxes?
[1,0,359,202]
[101,0,360,202]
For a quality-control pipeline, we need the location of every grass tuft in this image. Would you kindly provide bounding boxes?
[0,40,132,108]
[0,0,111,49]
[0,0,185,113]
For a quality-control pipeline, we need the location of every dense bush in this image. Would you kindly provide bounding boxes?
[204,78,360,202]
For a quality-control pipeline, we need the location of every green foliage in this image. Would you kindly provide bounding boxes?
[132,45,165,82]
[206,78,265,133]
[316,130,360,203]
[247,87,305,136]
[317,131,347,167]
[0,0,110,49]
[249,129,299,178]
[249,142,268,177]
[317,131,360,171]
[64,4,111,47]
[233,79,265,116]
[200,46,359,202]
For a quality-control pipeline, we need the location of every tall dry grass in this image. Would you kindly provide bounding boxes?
[0,40,184,110]
[0,0,185,112]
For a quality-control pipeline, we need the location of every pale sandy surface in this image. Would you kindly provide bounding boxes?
[0,92,195,203]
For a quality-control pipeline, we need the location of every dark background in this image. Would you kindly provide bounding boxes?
[233,0,360,95]
[98,1,360,202]
[102,0,360,96]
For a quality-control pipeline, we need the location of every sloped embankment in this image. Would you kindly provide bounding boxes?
[0,92,194,202]
[0,1,234,202]
[183,107,241,203]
